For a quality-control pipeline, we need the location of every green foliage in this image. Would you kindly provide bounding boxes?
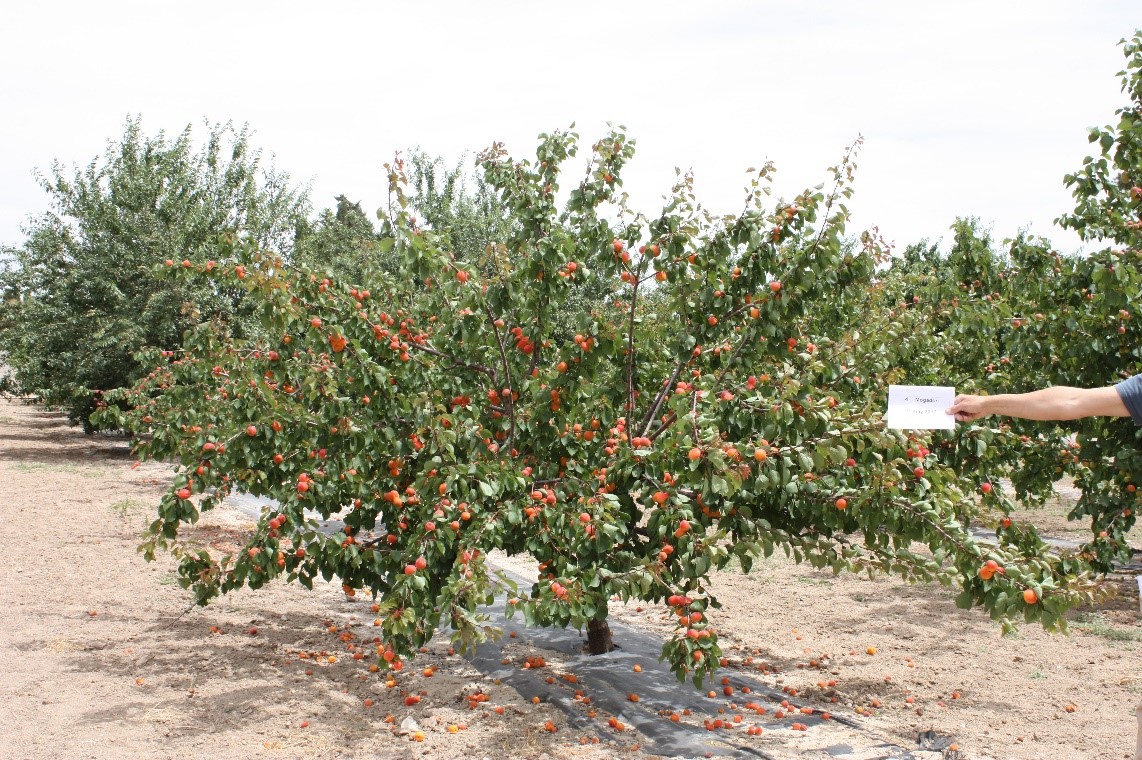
[405,148,615,343]
[0,117,309,429]
[293,195,388,284]
[1058,30,1142,245]
[406,150,514,265]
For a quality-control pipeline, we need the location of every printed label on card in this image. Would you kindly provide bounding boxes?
[885,385,955,430]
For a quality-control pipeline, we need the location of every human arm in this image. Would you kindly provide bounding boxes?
[945,385,1130,423]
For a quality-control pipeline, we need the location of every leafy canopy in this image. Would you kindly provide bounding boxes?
[0,117,309,428]
[102,125,1089,685]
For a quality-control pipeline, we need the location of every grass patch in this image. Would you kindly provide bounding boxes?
[1073,613,1142,642]
[10,462,105,478]
[12,462,83,474]
[0,415,16,425]
[110,498,148,517]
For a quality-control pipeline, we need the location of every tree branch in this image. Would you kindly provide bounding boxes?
[408,342,496,380]
[483,304,515,448]
[639,361,685,438]
[624,274,640,424]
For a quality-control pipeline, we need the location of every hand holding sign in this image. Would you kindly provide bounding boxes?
[885,385,955,430]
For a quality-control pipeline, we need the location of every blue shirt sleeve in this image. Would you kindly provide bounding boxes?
[1115,375,1142,426]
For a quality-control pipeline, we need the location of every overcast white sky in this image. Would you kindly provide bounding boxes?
[1,1,1137,254]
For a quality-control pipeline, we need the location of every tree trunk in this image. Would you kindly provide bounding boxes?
[586,618,614,654]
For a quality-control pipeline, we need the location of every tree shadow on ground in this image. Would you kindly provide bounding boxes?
[0,432,134,458]
[2,407,71,424]
[70,610,376,741]
[0,442,132,463]
[802,565,1141,631]
[63,603,580,759]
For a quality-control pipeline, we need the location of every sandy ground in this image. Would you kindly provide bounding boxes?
[1,397,1140,760]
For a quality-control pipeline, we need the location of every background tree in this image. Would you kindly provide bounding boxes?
[865,221,1085,575]
[406,150,513,265]
[293,195,387,284]
[0,117,309,428]
[873,215,1140,573]
[406,149,616,343]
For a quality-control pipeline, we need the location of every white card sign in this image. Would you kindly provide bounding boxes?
[885,385,956,430]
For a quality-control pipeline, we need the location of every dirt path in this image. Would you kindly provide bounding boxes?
[1,397,1140,760]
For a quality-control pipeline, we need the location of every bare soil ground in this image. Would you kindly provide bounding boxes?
[1,397,1140,760]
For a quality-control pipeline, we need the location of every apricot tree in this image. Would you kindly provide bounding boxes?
[102,128,1088,686]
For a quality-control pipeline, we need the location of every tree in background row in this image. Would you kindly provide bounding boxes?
[401,149,616,343]
[292,194,387,286]
[0,118,309,428]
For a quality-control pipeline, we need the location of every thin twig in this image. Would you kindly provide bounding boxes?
[408,342,496,379]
